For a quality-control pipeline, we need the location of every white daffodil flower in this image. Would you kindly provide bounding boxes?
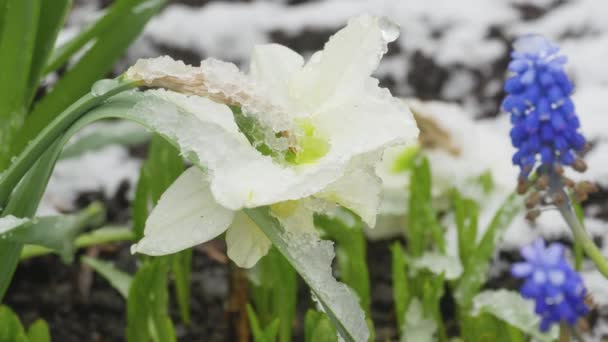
[128,15,418,268]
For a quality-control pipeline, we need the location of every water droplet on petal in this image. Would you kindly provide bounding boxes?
[378,17,400,43]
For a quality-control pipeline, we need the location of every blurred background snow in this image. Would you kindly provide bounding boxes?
[42,0,608,315]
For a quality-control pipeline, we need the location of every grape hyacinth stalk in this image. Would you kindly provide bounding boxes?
[502,35,608,278]
[512,239,588,332]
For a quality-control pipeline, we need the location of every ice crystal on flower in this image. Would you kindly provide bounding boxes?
[502,35,586,178]
[282,230,369,342]
[511,239,588,331]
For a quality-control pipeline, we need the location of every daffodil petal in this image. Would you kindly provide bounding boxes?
[132,167,235,256]
[317,156,381,227]
[290,15,398,110]
[226,212,271,268]
[271,199,318,235]
[250,44,304,106]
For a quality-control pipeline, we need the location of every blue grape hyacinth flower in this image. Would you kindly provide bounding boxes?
[511,239,588,332]
[503,35,587,179]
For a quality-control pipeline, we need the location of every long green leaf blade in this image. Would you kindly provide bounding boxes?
[127,259,176,342]
[245,207,369,342]
[14,0,164,156]
[82,256,133,299]
[26,0,72,105]
[0,0,40,168]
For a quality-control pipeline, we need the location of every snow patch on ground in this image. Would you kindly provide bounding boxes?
[38,145,141,216]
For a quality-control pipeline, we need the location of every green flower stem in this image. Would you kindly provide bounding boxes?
[20,226,133,260]
[547,170,608,278]
[557,201,608,278]
[0,78,137,210]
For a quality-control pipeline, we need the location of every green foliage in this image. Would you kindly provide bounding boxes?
[459,313,524,342]
[14,0,166,155]
[392,145,420,173]
[26,319,51,342]
[0,0,41,168]
[245,207,368,342]
[132,135,191,324]
[407,157,445,256]
[21,226,134,260]
[469,290,557,342]
[60,121,151,160]
[247,304,281,342]
[314,209,371,315]
[249,247,297,342]
[454,193,521,308]
[391,242,410,330]
[82,256,133,299]
[126,259,176,342]
[452,189,479,265]
[0,306,51,342]
[304,310,338,342]
[27,0,71,105]
[0,202,105,263]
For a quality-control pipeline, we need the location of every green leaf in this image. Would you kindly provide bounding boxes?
[314,209,371,315]
[304,310,338,342]
[400,298,437,342]
[21,226,134,260]
[14,0,165,156]
[0,79,137,300]
[171,249,192,325]
[451,189,479,265]
[26,319,51,342]
[2,88,366,340]
[127,259,176,342]
[0,202,105,263]
[245,207,369,342]
[82,256,132,299]
[60,121,151,160]
[0,0,40,168]
[391,145,420,172]
[250,247,297,342]
[247,304,281,342]
[44,0,148,75]
[0,81,135,300]
[460,312,522,342]
[0,138,68,300]
[471,290,557,342]
[135,135,191,324]
[407,157,444,256]
[391,242,410,331]
[0,306,28,342]
[26,0,71,105]
[454,193,521,307]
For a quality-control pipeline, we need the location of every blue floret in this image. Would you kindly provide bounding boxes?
[511,239,588,331]
[502,35,586,178]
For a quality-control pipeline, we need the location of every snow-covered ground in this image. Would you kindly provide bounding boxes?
[42,0,608,329]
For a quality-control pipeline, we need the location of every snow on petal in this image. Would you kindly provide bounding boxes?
[124,90,361,210]
[132,167,235,256]
[226,212,272,268]
[281,230,369,342]
[123,14,417,216]
[290,15,399,111]
[249,44,304,108]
